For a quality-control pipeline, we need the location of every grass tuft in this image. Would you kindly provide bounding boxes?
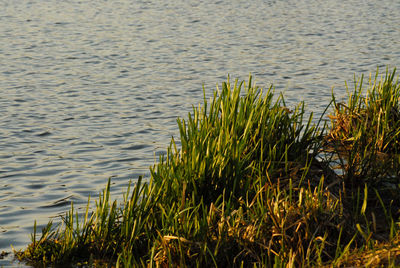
[15,69,400,267]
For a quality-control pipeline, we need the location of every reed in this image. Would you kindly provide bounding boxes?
[15,70,400,267]
[326,68,400,183]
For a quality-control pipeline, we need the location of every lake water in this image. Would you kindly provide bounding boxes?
[1,0,400,265]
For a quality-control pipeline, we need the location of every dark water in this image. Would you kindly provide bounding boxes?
[1,0,399,265]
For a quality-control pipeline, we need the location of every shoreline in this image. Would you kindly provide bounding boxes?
[13,69,400,266]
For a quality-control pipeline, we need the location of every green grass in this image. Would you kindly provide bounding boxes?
[14,69,400,267]
[326,69,400,184]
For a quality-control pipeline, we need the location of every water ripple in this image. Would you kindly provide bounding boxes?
[1,0,400,265]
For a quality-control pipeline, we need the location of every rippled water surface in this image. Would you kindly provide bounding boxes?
[1,0,400,265]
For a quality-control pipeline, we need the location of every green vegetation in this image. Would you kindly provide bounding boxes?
[15,69,400,267]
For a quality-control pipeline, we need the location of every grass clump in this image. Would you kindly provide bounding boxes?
[15,69,400,267]
[327,68,400,183]
[153,76,323,207]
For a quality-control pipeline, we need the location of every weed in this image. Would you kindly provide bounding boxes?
[15,70,400,267]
